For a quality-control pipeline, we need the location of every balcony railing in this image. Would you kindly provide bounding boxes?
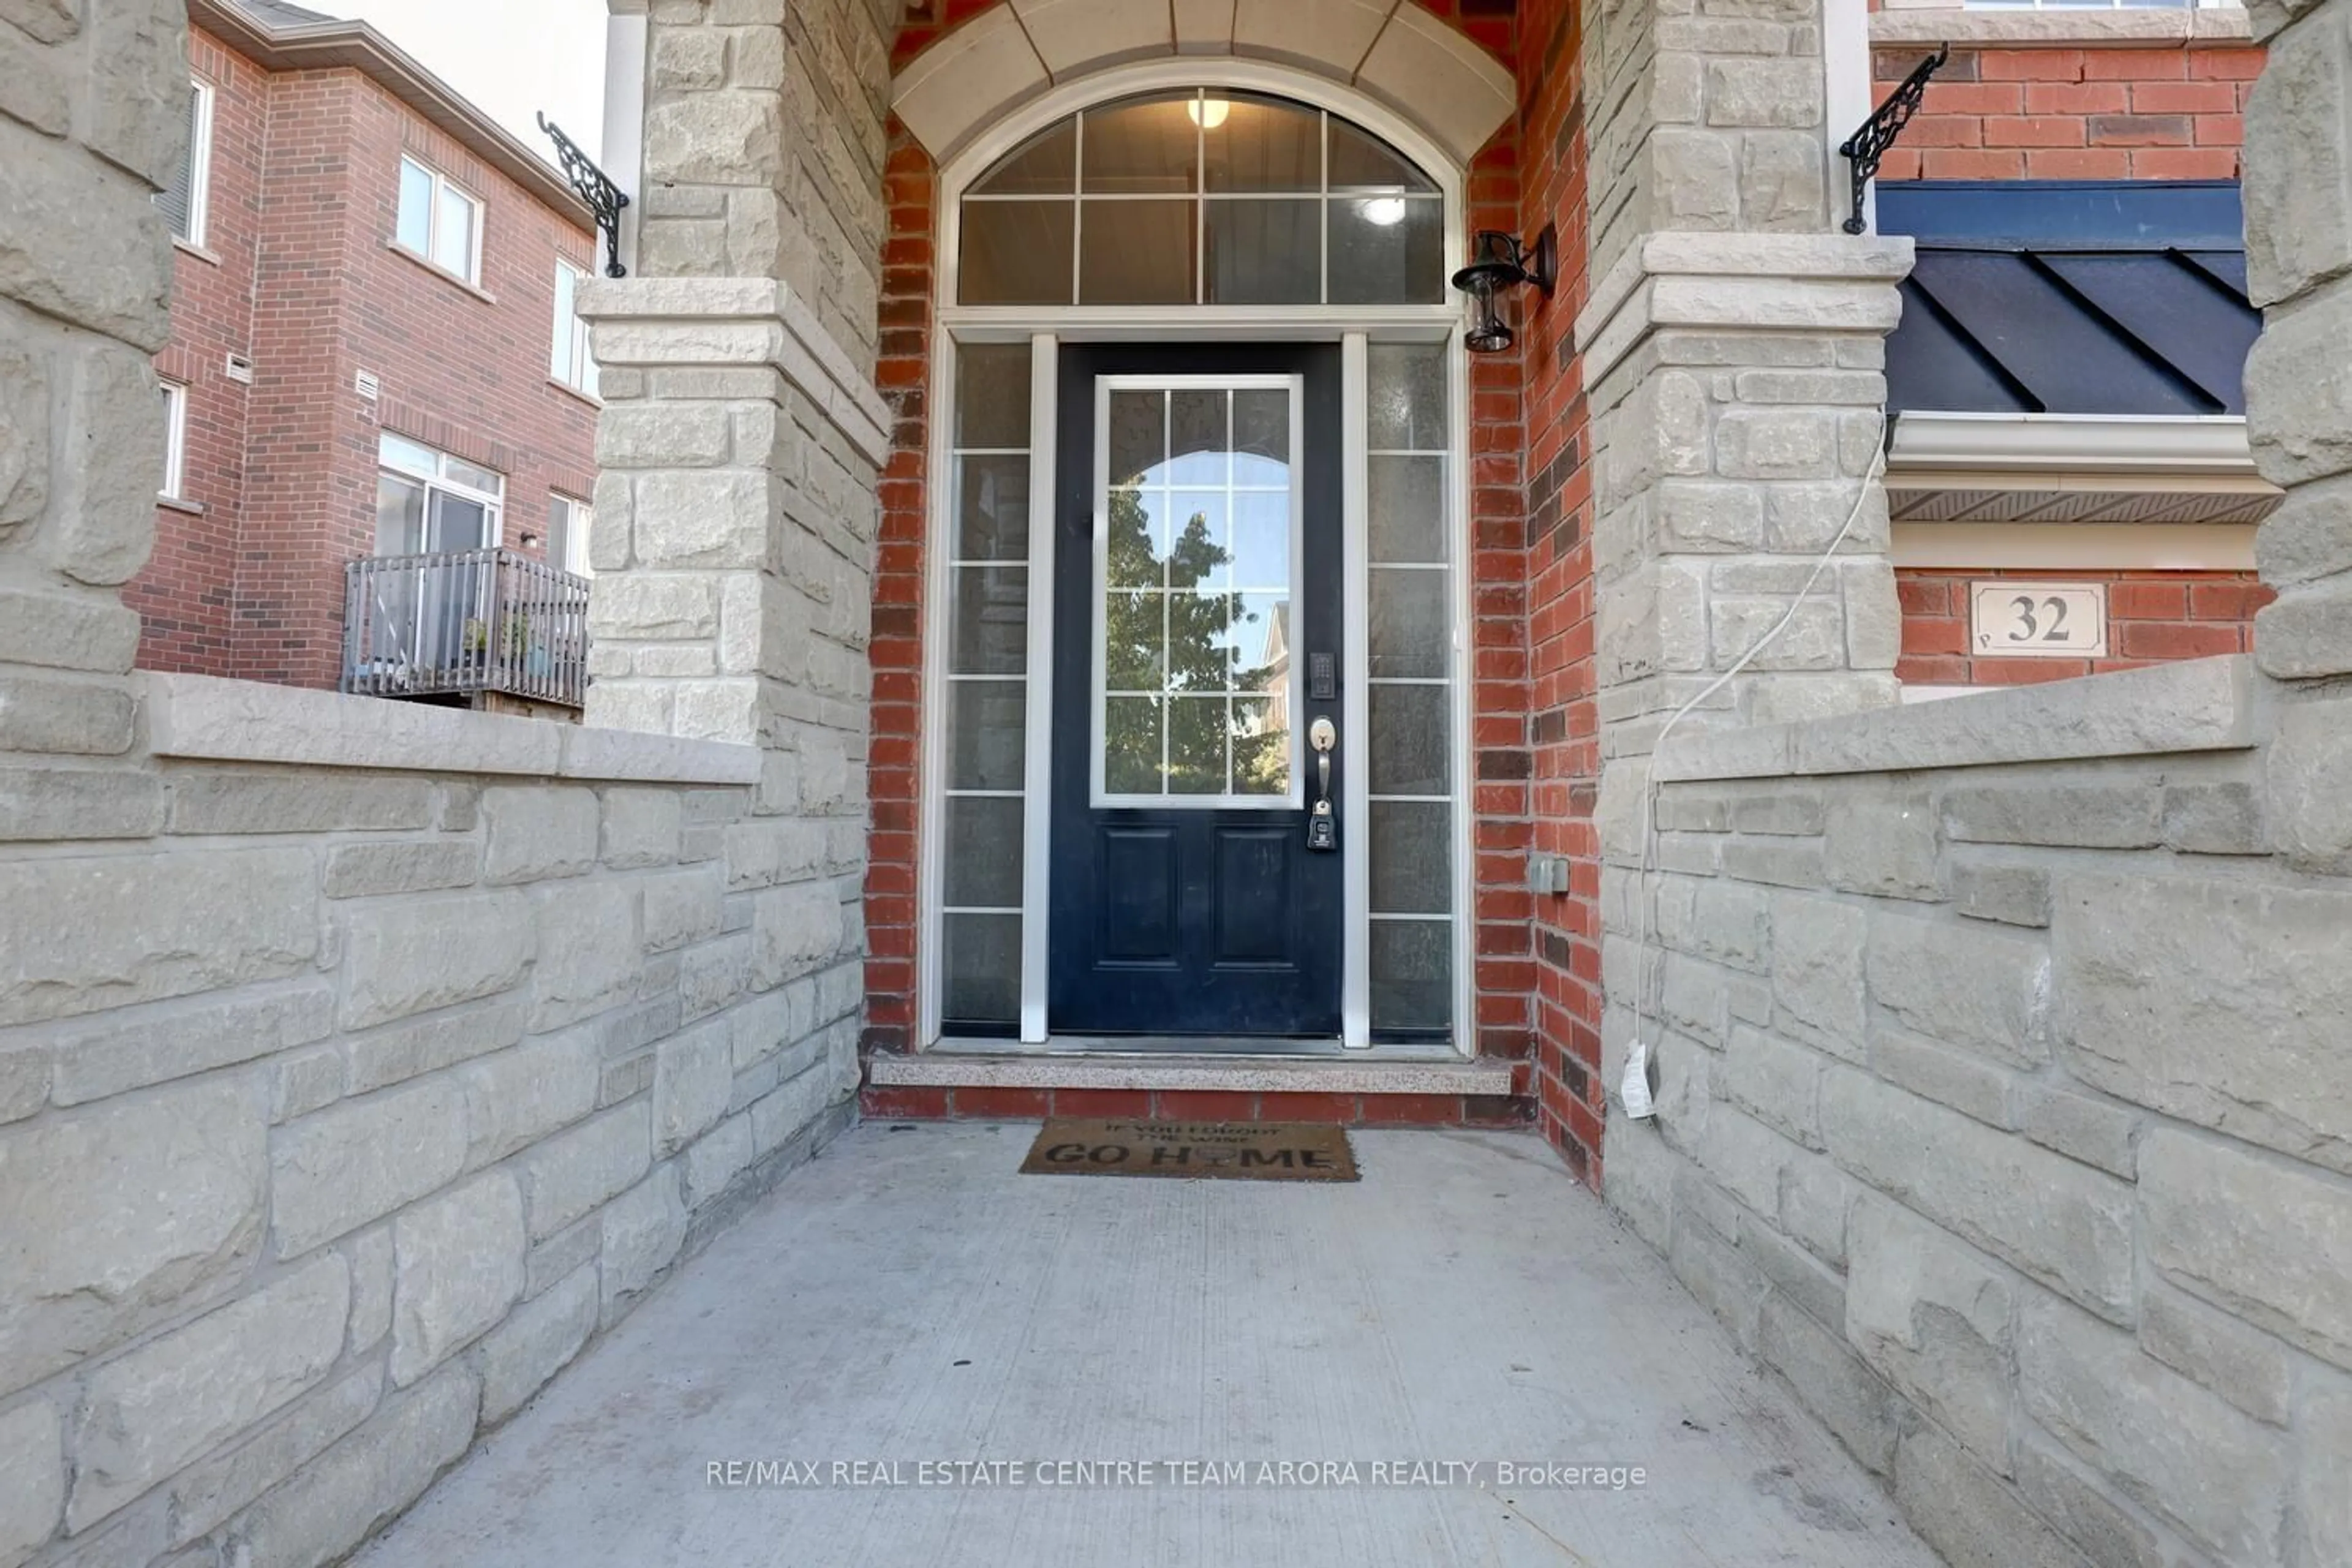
[343,548,590,709]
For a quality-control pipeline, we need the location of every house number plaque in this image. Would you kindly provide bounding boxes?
[1969,581,2108,659]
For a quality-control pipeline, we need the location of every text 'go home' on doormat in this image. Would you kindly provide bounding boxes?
[1019,1119,1359,1182]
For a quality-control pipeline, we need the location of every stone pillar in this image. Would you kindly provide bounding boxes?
[1575,0,1911,1099]
[0,0,183,764]
[2242,0,2352,680]
[594,0,899,1004]
[578,279,890,791]
[1577,234,1910,763]
[2242,0,2352,872]
[636,0,892,375]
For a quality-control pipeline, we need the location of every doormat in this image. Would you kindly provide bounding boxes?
[1020,1119,1358,1182]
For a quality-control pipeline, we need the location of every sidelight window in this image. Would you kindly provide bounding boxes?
[1363,342,1456,1036]
[937,344,1036,1032]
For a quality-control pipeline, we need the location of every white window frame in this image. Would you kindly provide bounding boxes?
[549,492,594,577]
[396,155,485,286]
[916,61,1477,1057]
[159,380,189,499]
[375,431,505,554]
[551,260,599,396]
[173,78,216,247]
[1087,372,1308,811]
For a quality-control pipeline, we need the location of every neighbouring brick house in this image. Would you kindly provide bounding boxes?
[1865,6,2278,690]
[131,0,605,709]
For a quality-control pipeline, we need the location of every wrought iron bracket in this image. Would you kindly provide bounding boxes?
[1837,46,1948,235]
[538,113,631,277]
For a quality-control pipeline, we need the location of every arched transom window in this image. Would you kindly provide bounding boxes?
[956,89,1445,307]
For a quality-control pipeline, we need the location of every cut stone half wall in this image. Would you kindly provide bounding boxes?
[1578,0,2352,1557]
[0,4,881,1560]
[1599,659,2352,1568]
[0,680,868,1568]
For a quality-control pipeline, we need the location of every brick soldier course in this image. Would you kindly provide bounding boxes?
[1,2,2349,1567]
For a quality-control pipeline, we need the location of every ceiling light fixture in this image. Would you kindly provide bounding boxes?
[1187,97,1231,130]
[1449,224,1558,354]
[1359,196,1407,227]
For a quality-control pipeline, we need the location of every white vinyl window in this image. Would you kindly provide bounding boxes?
[375,432,503,556]
[550,260,599,396]
[548,494,594,578]
[157,78,214,245]
[159,381,188,499]
[396,156,483,285]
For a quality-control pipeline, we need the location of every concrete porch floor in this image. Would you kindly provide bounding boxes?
[352,1123,1943,1568]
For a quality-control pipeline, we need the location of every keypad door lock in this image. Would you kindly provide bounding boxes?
[1306,718,1338,853]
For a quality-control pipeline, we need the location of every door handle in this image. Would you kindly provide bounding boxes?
[1306,718,1337,853]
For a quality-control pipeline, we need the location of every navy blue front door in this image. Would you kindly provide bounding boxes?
[1047,344,1344,1038]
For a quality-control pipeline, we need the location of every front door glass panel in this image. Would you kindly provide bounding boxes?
[1095,380,1298,806]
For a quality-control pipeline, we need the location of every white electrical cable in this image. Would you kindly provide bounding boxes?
[1622,413,1891,1118]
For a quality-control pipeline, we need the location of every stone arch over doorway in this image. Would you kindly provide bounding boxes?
[889,0,1515,168]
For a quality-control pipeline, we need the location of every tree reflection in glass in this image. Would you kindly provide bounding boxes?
[1101,474,1289,797]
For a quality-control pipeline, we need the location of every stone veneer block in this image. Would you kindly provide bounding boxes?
[0,1080,266,1398]
[390,1174,527,1387]
[2139,1129,2352,1374]
[1352,4,1517,167]
[271,1079,470,1259]
[69,1254,349,1531]
[1820,1069,2135,1322]
[2053,872,2352,1173]
[1011,0,1172,77]
[1654,656,2256,781]
[0,846,315,1027]
[141,672,761,785]
[890,6,1053,167]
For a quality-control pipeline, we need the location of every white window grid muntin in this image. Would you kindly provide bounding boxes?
[178,78,216,246]
[1363,404,1458,1011]
[1089,373,1306,810]
[934,61,1466,322]
[937,349,1036,1022]
[959,90,1444,309]
[398,155,485,285]
[159,381,188,499]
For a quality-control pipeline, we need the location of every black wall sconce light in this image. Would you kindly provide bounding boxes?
[1450,224,1558,353]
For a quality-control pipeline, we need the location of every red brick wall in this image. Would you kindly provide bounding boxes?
[864,117,930,1059]
[1512,0,1599,1184]
[1895,568,2273,687]
[130,30,600,689]
[134,24,270,676]
[865,5,1541,1123]
[1869,42,2262,183]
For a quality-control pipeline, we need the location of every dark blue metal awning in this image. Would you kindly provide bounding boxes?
[1877,181,2260,419]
